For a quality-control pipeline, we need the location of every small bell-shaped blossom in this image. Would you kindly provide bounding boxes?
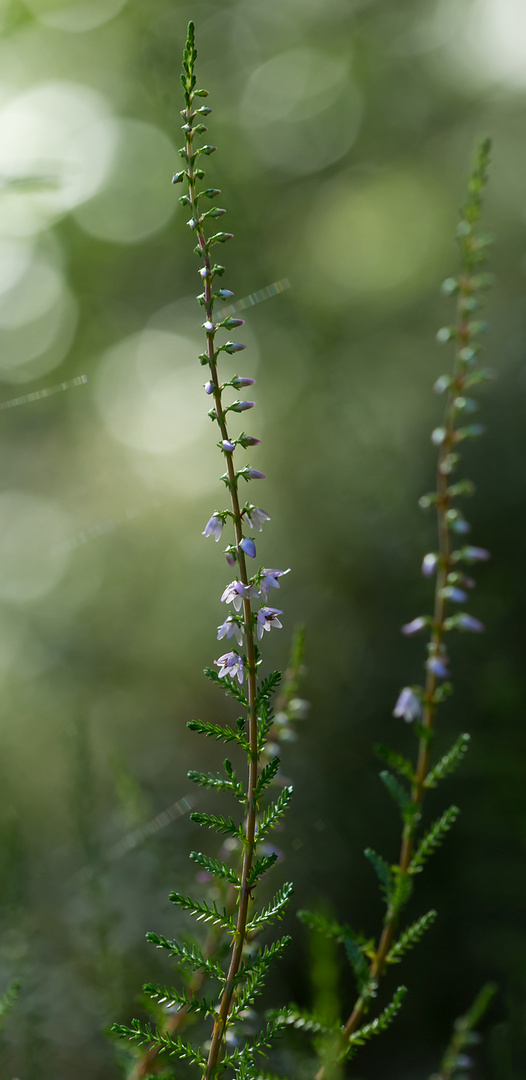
[442,585,468,603]
[222,440,235,452]
[204,380,215,395]
[230,401,255,413]
[401,616,428,636]
[259,568,290,600]
[393,687,422,723]
[421,553,438,577]
[202,513,223,542]
[244,506,270,532]
[256,607,283,640]
[221,579,259,611]
[457,613,485,632]
[461,546,491,563]
[426,655,450,679]
[215,651,245,684]
[240,537,256,559]
[244,468,265,480]
[217,616,244,647]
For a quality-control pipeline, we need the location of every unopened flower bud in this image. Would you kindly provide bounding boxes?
[223,318,245,329]
[224,342,246,354]
[240,537,256,558]
[231,401,255,412]
[461,546,491,563]
[232,377,255,388]
[239,435,261,447]
[457,613,485,632]
[401,616,428,636]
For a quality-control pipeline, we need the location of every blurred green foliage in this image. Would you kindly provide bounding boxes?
[0,0,523,1075]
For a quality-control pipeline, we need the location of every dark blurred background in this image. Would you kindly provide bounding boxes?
[0,0,524,1076]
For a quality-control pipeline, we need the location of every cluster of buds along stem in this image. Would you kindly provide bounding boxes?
[393,138,492,725]
[176,22,289,685]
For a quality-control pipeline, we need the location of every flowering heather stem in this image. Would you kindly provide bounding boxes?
[315,138,492,1079]
[167,24,292,1078]
[181,61,259,1080]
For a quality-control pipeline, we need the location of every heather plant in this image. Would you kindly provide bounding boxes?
[112,23,494,1080]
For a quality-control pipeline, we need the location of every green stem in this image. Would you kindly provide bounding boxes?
[314,276,476,1080]
[183,99,260,1080]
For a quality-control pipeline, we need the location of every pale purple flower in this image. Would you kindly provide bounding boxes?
[203,320,214,332]
[215,651,245,684]
[244,506,270,532]
[232,377,256,388]
[225,551,236,567]
[393,687,422,723]
[217,616,244,647]
[230,401,255,413]
[240,537,256,559]
[451,516,471,534]
[421,553,438,577]
[222,440,235,452]
[256,607,283,640]
[245,469,265,480]
[401,616,427,636]
[202,513,223,542]
[443,586,468,603]
[221,580,258,611]
[431,426,447,446]
[199,267,209,278]
[457,613,485,632]
[204,381,214,395]
[462,546,490,563]
[456,1056,474,1070]
[426,656,450,679]
[260,568,290,600]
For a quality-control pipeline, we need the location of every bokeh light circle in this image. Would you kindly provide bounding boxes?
[240,47,361,175]
[22,0,129,33]
[95,330,209,455]
[73,120,177,244]
[0,82,116,235]
[0,492,72,603]
[302,169,450,306]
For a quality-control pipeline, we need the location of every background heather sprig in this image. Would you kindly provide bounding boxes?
[279,139,493,1080]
